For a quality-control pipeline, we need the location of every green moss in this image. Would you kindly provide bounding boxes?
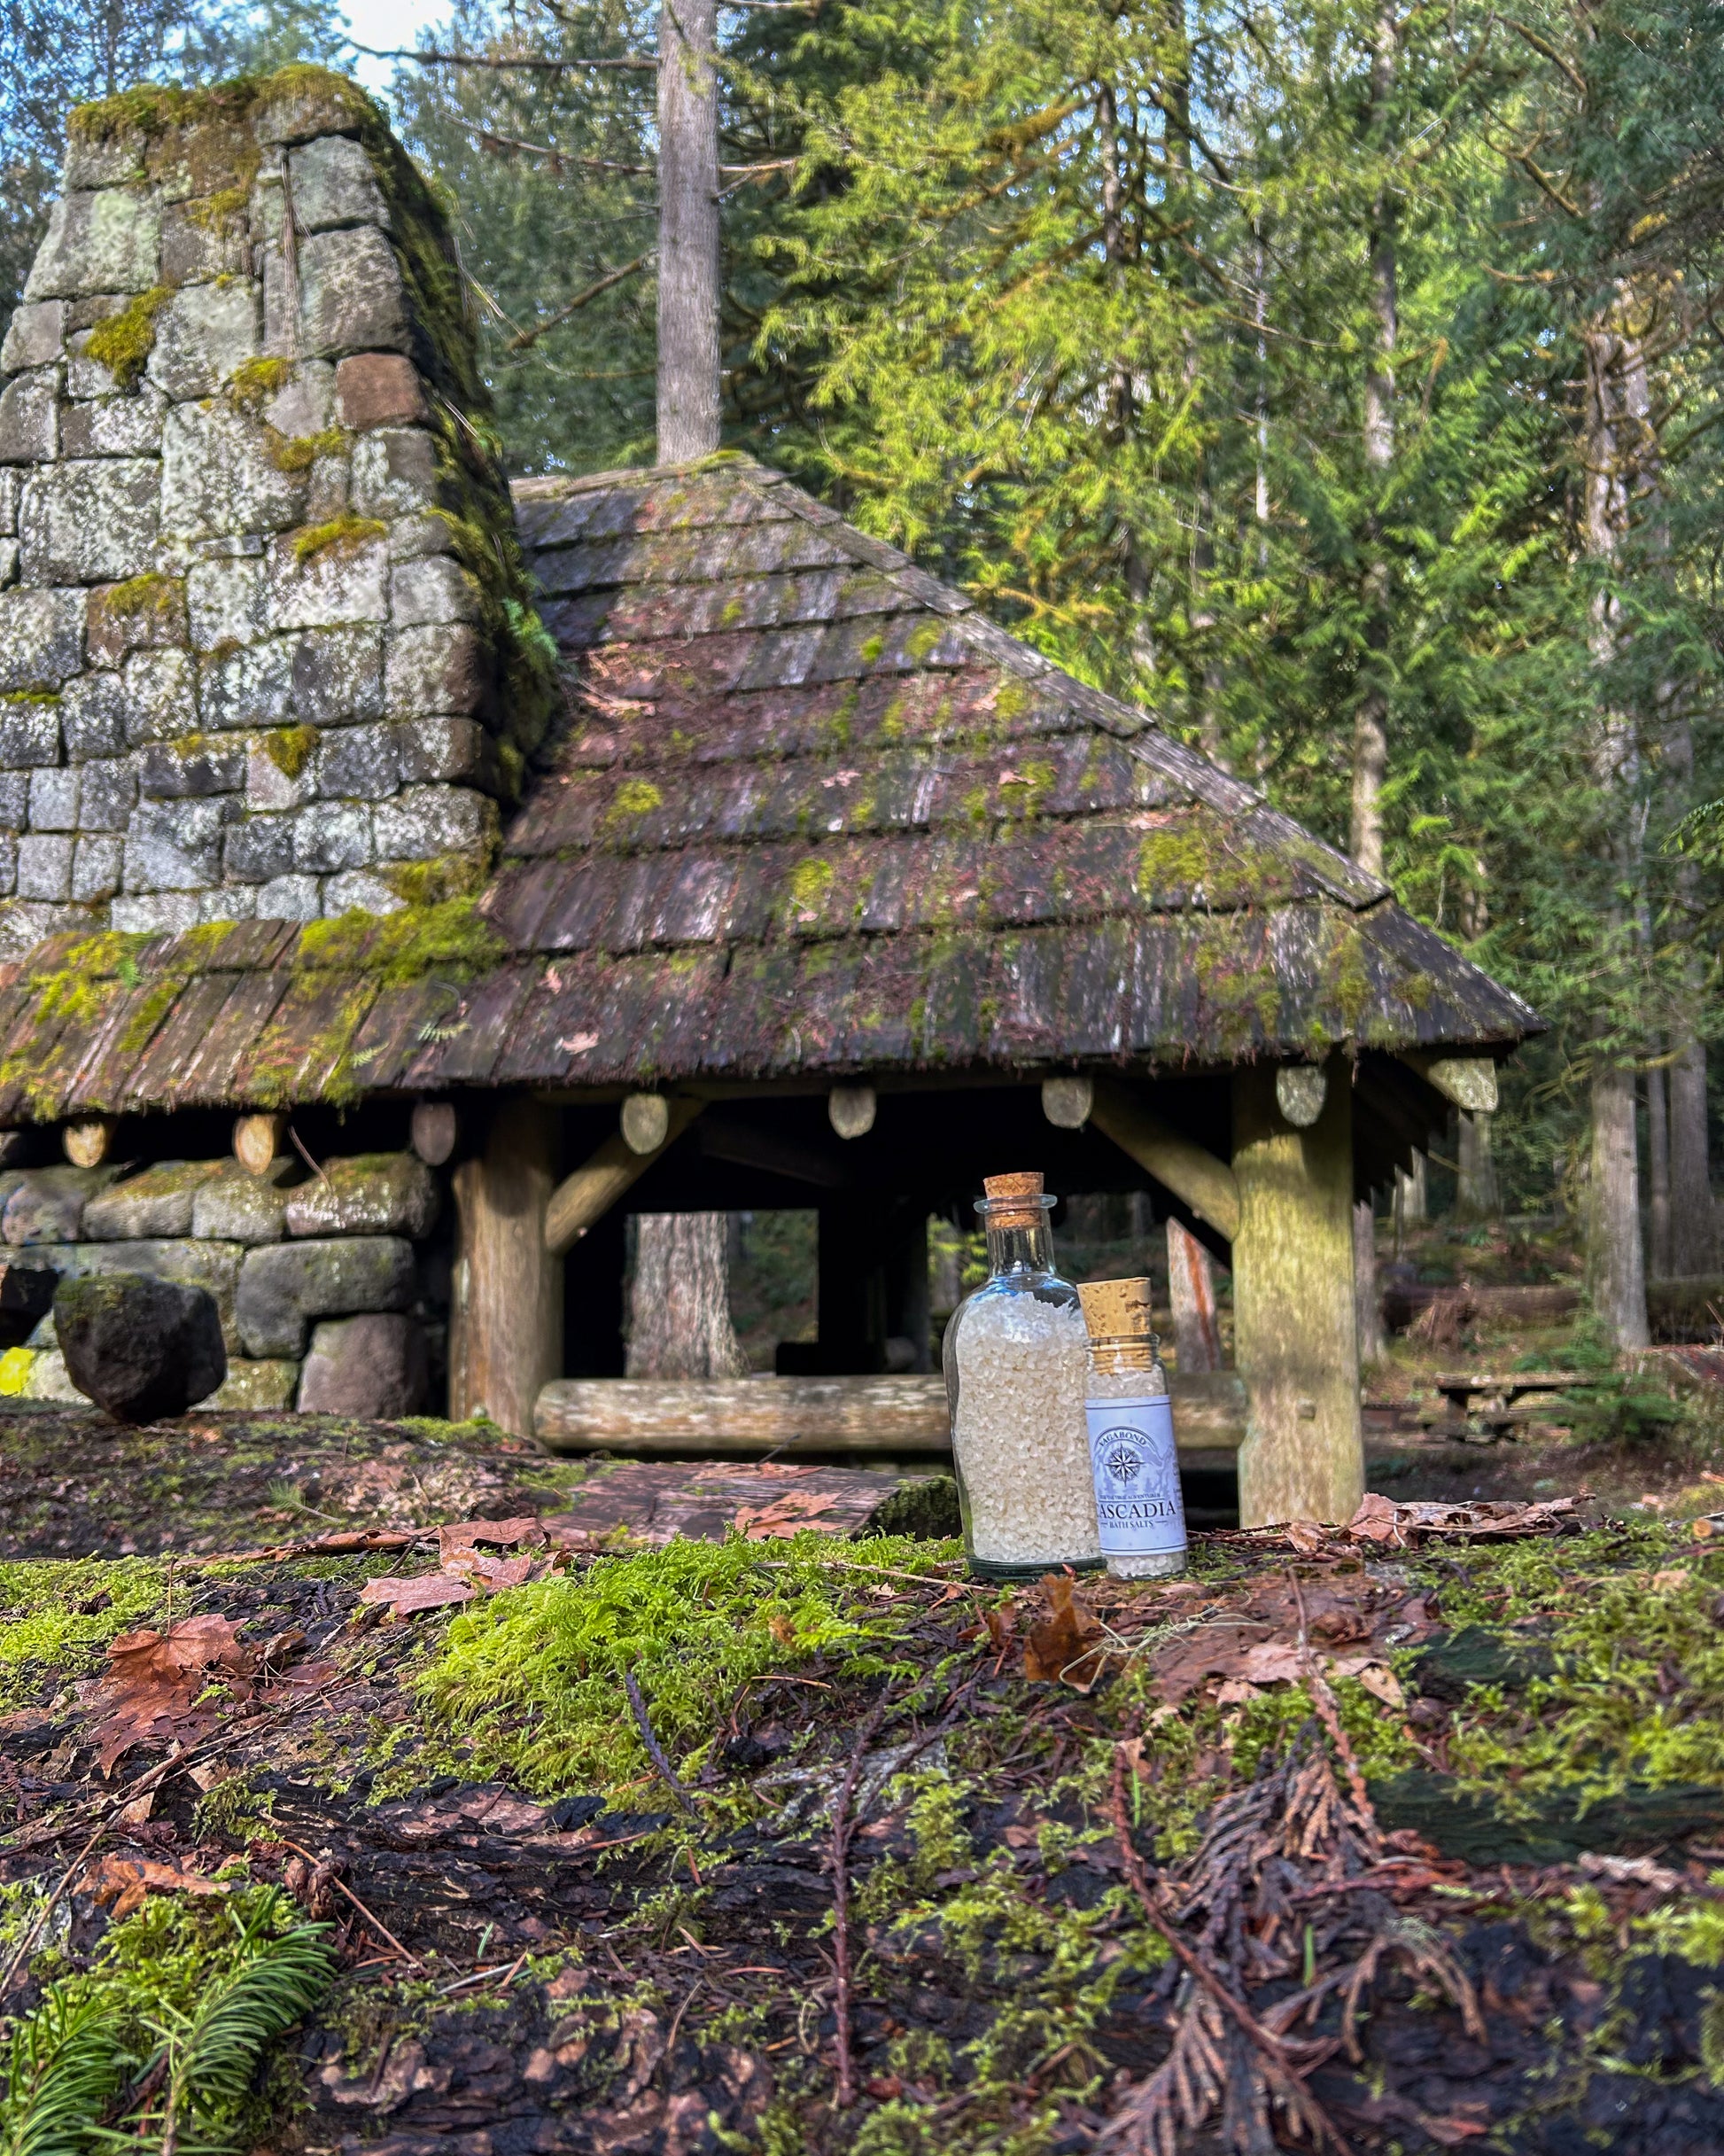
[858,633,886,665]
[904,619,946,662]
[1136,822,1220,899]
[294,897,506,987]
[785,856,834,915]
[84,286,173,393]
[0,1558,167,1709]
[99,572,182,626]
[266,425,346,474]
[226,356,295,415]
[607,777,664,820]
[291,515,387,566]
[1,686,60,706]
[263,723,317,779]
[381,851,489,907]
[415,1531,955,1796]
[189,181,253,232]
[69,65,379,147]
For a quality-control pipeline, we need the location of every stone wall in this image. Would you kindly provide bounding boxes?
[0,1147,446,1415]
[0,67,554,957]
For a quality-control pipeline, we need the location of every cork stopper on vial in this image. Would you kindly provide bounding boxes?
[1078,1275,1161,1374]
[1077,1276,1153,1340]
[982,1170,1046,1230]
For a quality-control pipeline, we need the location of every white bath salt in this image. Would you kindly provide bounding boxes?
[951,1294,1101,1566]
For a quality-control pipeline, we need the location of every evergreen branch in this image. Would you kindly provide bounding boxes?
[508,253,656,351]
[445,116,652,175]
[1502,18,1588,98]
[1,1989,130,2156]
[351,43,656,72]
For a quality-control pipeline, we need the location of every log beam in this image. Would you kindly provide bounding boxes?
[450,1096,563,1436]
[1089,1077,1239,1242]
[534,1369,1246,1459]
[1231,1059,1363,1527]
[1396,1050,1498,1114]
[544,1099,703,1256]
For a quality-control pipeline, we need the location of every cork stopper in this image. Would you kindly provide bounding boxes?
[981,1170,1044,1229]
[1078,1277,1154,1341]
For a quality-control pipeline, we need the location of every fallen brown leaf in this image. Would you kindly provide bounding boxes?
[79,1614,256,1777]
[1023,1576,1110,1690]
[732,1491,843,1540]
[358,1573,478,1615]
[437,1516,545,1555]
[86,1855,229,1919]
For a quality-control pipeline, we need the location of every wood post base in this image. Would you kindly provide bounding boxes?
[1231,1060,1363,1526]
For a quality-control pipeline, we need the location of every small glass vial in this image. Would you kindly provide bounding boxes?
[942,1171,1103,1581]
[1077,1277,1187,1579]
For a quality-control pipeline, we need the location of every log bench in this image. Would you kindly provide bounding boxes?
[534,1371,1247,1462]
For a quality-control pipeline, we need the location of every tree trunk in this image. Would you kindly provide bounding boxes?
[1166,1218,1223,1374]
[1645,1057,1672,1279]
[1354,1199,1385,1363]
[1350,1,1397,879]
[626,1212,748,1377]
[1456,1111,1500,1219]
[656,0,720,462]
[1580,310,1651,1349]
[1588,1058,1650,1348]
[1666,1030,1717,1274]
[1395,1154,1425,1235]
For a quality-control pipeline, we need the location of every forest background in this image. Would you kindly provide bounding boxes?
[4,0,1724,1350]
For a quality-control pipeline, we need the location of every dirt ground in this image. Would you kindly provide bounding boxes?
[3,1389,1724,2156]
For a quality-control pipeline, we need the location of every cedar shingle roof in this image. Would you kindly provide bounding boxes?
[0,455,1536,1120]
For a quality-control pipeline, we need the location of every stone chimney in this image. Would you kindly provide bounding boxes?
[0,66,555,951]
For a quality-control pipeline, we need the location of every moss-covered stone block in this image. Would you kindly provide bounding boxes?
[283,1153,439,1240]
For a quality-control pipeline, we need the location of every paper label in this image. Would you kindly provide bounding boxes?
[1085,1393,1186,1558]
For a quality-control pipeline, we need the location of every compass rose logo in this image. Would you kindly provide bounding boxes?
[1104,1440,1143,1482]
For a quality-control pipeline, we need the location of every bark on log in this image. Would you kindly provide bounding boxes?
[450,1096,563,1436]
[533,1370,1246,1458]
[1090,1077,1239,1242]
[1167,1218,1223,1374]
[1231,1059,1363,1527]
[544,1100,703,1256]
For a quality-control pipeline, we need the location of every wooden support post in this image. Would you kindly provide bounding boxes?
[1231,1060,1363,1527]
[450,1096,563,1436]
[544,1100,703,1256]
[1090,1077,1239,1241]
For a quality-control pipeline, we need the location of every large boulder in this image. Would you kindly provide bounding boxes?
[53,1270,227,1421]
[298,1312,428,1417]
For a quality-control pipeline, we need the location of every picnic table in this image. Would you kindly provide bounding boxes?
[1421,1371,1586,1444]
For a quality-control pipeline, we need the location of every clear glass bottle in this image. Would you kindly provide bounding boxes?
[942,1172,1103,1581]
[1077,1277,1187,1578]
